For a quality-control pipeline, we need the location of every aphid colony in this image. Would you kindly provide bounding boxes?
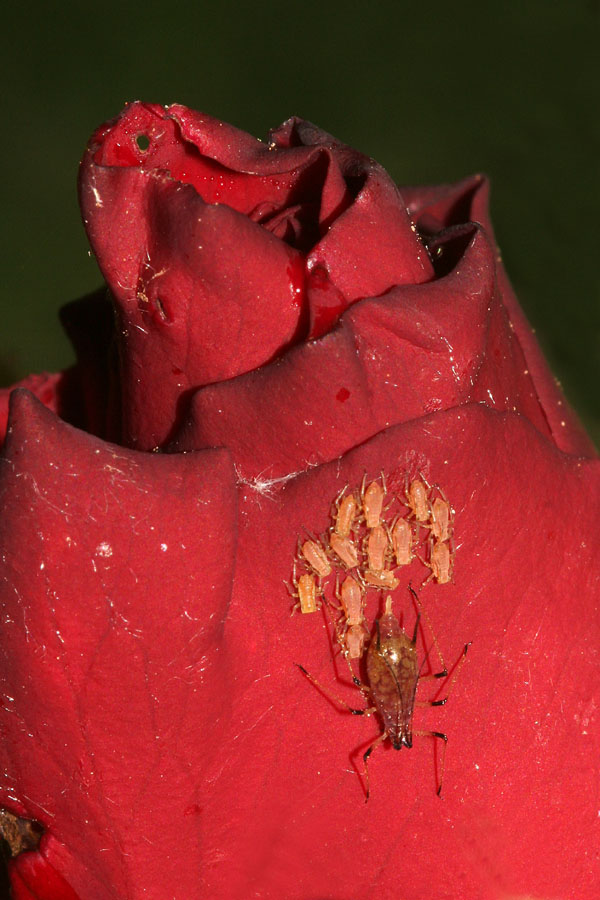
[289,473,455,658]
[288,472,467,800]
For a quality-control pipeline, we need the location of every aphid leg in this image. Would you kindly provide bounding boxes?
[414,643,470,795]
[340,652,372,702]
[408,584,448,678]
[416,560,435,589]
[320,577,347,651]
[412,729,448,797]
[327,571,344,613]
[362,730,388,802]
[295,664,375,717]
[418,641,471,702]
[284,562,300,614]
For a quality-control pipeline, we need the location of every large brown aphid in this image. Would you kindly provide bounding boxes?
[297,587,469,799]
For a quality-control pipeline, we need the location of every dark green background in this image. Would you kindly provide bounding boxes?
[2,1,599,444]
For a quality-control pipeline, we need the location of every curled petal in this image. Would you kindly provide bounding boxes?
[79,168,304,450]
[78,104,437,449]
[404,174,595,456]
[170,229,556,478]
[0,371,80,446]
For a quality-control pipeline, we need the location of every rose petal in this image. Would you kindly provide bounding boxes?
[168,104,352,228]
[271,116,435,337]
[404,174,595,457]
[0,371,81,447]
[6,400,597,897]
[170,228,555,479]
[306,168,433,327]
[202,404,600,898]
[0,391,237,898]
[8,848,80,900]
[79,105,438,448]
[79,108,308,449]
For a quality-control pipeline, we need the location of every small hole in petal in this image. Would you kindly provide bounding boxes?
[135,134,150,152]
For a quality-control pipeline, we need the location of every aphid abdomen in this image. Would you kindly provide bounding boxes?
[329,532,359,568]
[363,569,399,591]
[407,478,430,522]
[366,598,419,747]
[430,539,452,584]
[340,575,363,626]
[430,497,451,543]
[391,516,413,566]
[301,538,332,578]
[334,491,358,538]
[363,479,385,528]
[366,524,388,573]
[345,624,368,659]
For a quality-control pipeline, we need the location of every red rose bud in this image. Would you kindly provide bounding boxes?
[1,105,598,900]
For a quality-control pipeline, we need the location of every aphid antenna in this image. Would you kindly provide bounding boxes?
[330,482,352,521]
[416,469,432,489]
[411,611,421,645]
[360,730,388,802]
